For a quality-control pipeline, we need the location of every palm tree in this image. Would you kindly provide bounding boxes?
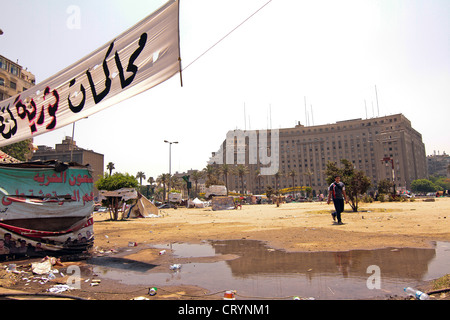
[147,176,155,197]
[106,162,115,176]
[274,170,282,195]
[190,170,204,197]
[235,164,249,195]
[136,171,146,186]
[288,169,297,198]
[157,173,170,202]
[304,169,314,199]
[203,164,220,187]
[255,168,262,195]
[219,164,231,195]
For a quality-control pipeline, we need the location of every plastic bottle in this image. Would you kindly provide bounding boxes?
[404,287,429,300]
[149,287,157,296]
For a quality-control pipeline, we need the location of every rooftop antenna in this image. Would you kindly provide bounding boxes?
[244,102,247,130]
[364,99,368,119]
[310,104,314,126]
[304,96,308,126]
[372,101,375,118]
[269,104,272,129]
[375,85,380,117]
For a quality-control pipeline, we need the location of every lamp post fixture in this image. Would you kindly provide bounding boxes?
[381,157,396,195]
[164,140,178,203]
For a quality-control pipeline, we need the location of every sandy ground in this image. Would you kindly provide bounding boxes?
[93,197,450,253]
[1,197,450,301]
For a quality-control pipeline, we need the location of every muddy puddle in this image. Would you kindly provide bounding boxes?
[87,240,450,300]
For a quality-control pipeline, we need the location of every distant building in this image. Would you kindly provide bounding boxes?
[31,136,104,195]
[0,54,35,101]
[210,113,428,195]
[427,151,450,178]
[0,54,37,160]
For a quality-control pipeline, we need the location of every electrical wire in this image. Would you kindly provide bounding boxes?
[182,0,273,71]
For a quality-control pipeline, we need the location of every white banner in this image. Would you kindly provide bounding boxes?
[0,0,180,147]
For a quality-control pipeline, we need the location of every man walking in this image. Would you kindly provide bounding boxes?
[327,175,348,225]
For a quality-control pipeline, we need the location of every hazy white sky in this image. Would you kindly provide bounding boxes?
[1,0,449,180]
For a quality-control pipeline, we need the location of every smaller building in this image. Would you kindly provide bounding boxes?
[427,151,450,178]
[31,136,104,195]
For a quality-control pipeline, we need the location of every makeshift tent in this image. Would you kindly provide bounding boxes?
[99,188,159,219]
[212,196,235,211]
[128,192,159,218]
[191,197,206,208]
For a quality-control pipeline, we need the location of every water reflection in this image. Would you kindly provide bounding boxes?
[210,240,437,281]
[89,240,450,300]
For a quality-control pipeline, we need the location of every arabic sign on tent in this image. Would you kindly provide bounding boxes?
[0,161,94,257]
[0,0,180,147]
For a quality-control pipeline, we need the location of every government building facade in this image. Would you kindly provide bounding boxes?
[210,113,427,195]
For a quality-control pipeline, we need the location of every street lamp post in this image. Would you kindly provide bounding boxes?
[164,140,178,203]
[381,157,396,195]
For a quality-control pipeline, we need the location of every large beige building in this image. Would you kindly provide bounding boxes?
[0,55,35,101]
[210,113,427,195]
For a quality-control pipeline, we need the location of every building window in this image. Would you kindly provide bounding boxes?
[0,77,4,86]
[10,81,16,90]
[0,58,6,70]
[10,65,18,76]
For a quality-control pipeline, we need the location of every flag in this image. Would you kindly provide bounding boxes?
[0,0,180,147]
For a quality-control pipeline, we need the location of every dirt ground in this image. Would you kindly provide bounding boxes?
[93,197,450,252]
[1,197,450,300]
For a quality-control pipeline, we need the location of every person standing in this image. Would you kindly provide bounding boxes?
[327,175,348,225]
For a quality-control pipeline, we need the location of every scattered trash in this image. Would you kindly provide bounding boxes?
[128,241,137,247]
[31,260,52,275]
[7,264,17,273]
[293,296,315,300]
[404,287,429,300]
[159,250,166,255]
[169,264,181,271]
[31,256,63,275]
[149,287,157,296]
[223,290,236,300]
[132,296,150,300]
[48,284,75,294]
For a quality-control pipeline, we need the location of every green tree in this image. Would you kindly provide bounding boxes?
[411,179,438,193]
[96,172,139,220]
[0,139,33,161]
[377,178,393,194]
[325,159,371,212]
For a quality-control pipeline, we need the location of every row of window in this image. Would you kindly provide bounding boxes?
[0,58,19,76]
